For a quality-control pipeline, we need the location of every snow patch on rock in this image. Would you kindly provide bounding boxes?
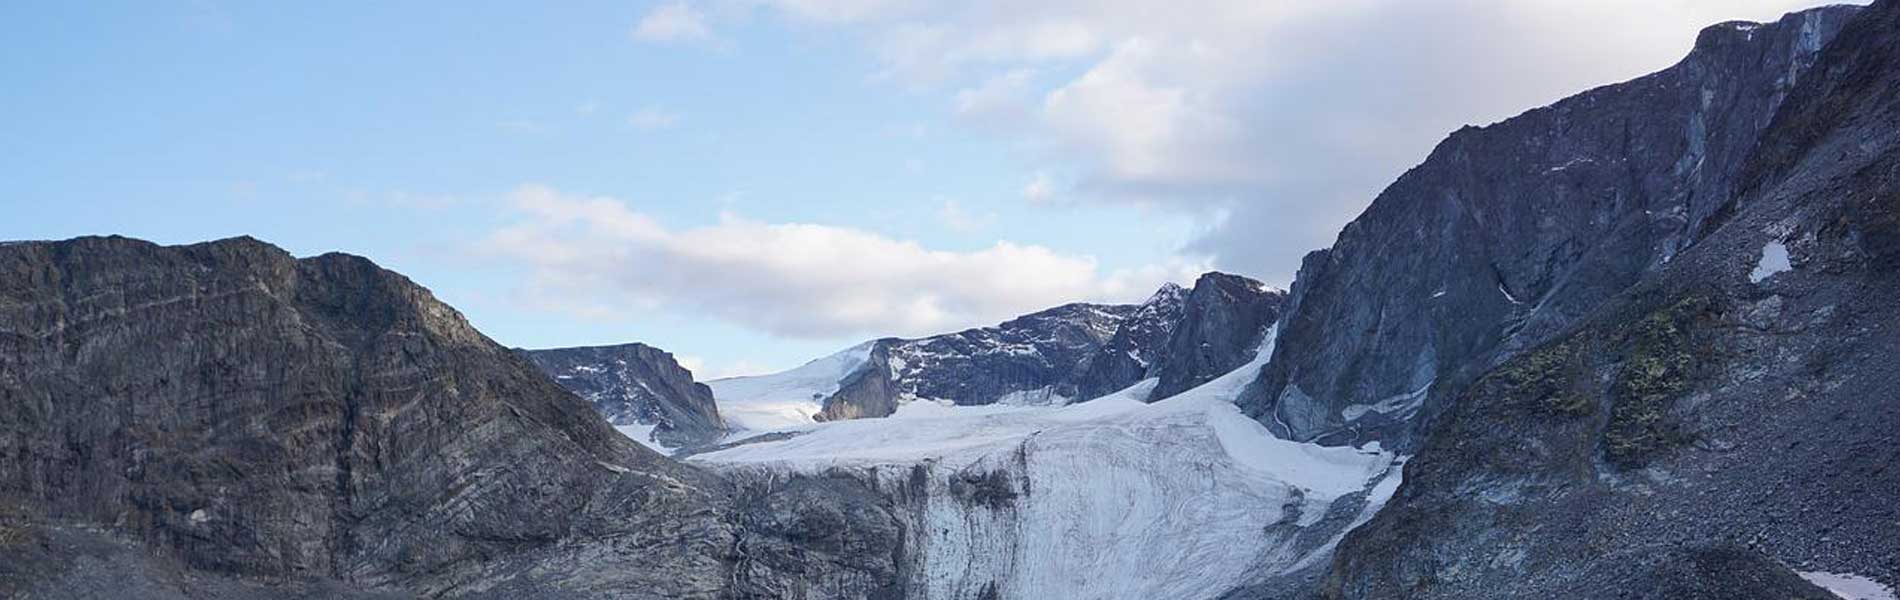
[1751,240,1792,283]
[1799,571,1897,600]
[613,422,665,453]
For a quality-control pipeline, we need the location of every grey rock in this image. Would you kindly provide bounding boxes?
[807,272,1281,420]
[1321,2,1900,597]
[1073,282,1187,401]
[881,302,1130,406]
[1074,273,1285,403]
[796,301,1132,420]
[1241,4,1863,451]
[518,343,724,449]
[817,343,900,422]
[0,235,902,598]
[1148,272,1284,400]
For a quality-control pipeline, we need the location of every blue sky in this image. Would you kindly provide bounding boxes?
[0,0,1847,377]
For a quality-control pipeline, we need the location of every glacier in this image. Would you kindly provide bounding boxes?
[706,341,876,432]
[692,332,1403,599]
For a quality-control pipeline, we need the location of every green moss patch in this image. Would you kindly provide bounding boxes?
[1603,296,1716,466]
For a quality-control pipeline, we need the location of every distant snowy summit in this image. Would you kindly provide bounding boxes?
[525,270,1283,442]
[704,270,1284,434]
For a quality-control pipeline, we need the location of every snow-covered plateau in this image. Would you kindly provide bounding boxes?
[691,334,1403,599]
[706,341,876,432]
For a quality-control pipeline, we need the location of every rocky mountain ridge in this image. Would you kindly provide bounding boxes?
[0,236,904,598]
[705,271,1284,431]
[2,2,1896,599]
[517,342,724,449]
[1216,3,1899,598]
[1240,3,1867,453]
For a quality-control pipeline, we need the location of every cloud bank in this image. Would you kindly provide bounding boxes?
[655,0,1854,283]
[485,185,1204,338]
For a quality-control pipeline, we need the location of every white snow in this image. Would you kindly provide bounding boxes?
[1341,380,1432,422]
[705,341,875,432]
[1751,240,1792,283]
[991,386,1070,406]
[613,422,666,453]
[1800,572,1898,600]
[693,327,1403,599]
[1498,282,1523,304]
[1547,157,1594,172]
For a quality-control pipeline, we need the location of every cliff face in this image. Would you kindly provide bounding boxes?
[1314,3,1900,597]
[519,342,724,448]
[1070,274,1285,404]
[0,236,903,598]
[1240,5,1864,451]
[817,342,901,422]
[881,302,1132,407]
[1149,273,1283,400]
[1073,283,1187,401]
[794,272,1282,424]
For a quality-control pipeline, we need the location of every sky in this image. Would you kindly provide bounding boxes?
[0,0,1855,378]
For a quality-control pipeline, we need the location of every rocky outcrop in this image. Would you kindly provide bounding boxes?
[799,272,1281,422]
[1241,4,1864,451]
[1317,3,1900,598]
[1071,274,1285,404]
[518,342,724,448]
[817,343,900,422]
[882,302,1130,406]
[745,302,1135,424]
[1149,273,1283,400]
[1074,283,1187,401]
[0,236,903,598]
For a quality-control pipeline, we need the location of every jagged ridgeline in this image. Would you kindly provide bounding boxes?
[0,236,908,598]
[515,342,726,449]
[1305,3,1900,598]
[1241,3,1871,452]
[630,271,1283,434]
[2,1,1897,598]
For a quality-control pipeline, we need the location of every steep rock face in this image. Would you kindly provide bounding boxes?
[0,236,902,598]
[1150,273,1284,400]
[715,302,1136,428]
[729,272,1283,427]
[817,342,901,422]
[1241,5,1862,450]
[880,302,1130,407]
[1073,283,1187,400]
[1322,3,1899,598]
[518,343,724,449]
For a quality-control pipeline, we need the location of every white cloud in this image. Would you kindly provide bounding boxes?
[1022,171,1055,203]
[936,199,993,233]
[738,0,1854,283]
[632,2,714,43]
[953,68,1037,127]
[482,184,1202,338]
[677,355,775,379]
[1041,38,1260,193]
[626,106,682,130]
[754,0,920,24]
